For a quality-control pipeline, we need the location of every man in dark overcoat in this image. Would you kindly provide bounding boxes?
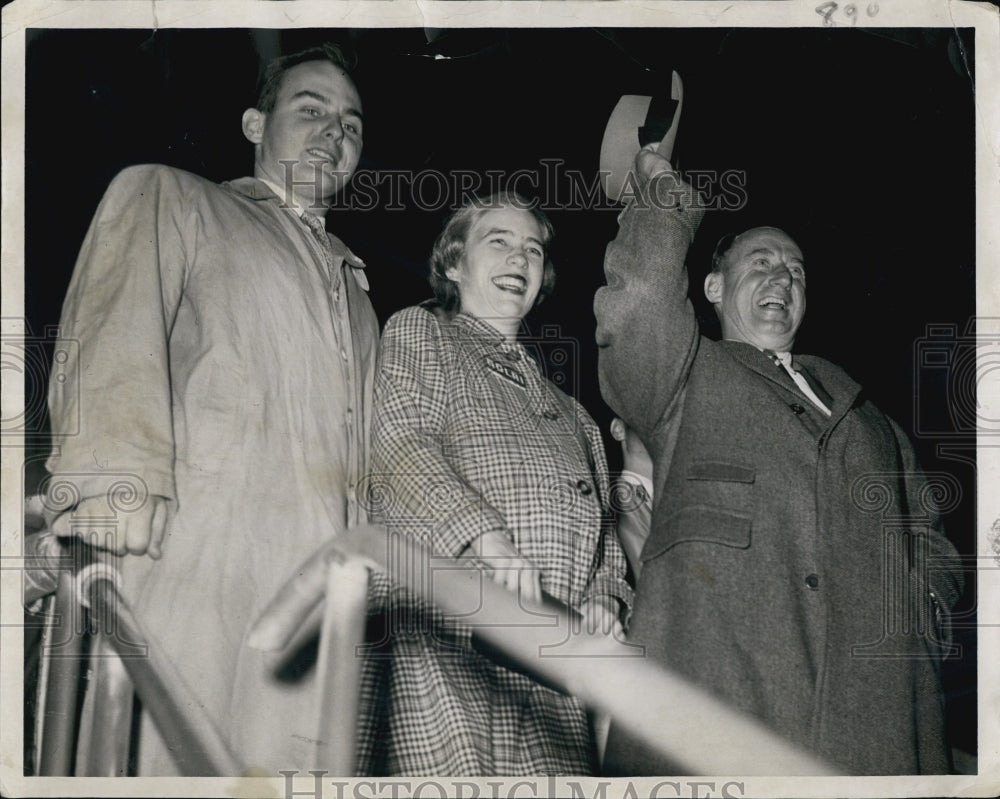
[595,146,964,775]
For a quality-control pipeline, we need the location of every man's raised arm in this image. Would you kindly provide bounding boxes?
[594,147,706,444]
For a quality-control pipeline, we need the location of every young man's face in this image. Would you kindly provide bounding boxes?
[243,60,363,210]
[704,227,807,352]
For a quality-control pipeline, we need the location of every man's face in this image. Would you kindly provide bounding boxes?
[446,206,546,329]
[704,227,806,352]
[243,60,363,210]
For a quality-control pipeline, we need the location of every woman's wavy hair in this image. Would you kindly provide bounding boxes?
[428,192,557,314]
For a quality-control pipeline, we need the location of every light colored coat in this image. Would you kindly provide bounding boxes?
[595,176,963,775]
[45,164,379,774]
[357,305,632,776]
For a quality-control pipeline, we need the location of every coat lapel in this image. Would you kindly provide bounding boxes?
[795,355,862,421]
[718,340,862,424]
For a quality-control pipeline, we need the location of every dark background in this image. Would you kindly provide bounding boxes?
[22,26,979,764]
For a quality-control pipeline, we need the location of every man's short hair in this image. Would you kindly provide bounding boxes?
[710,227,798,274]
[428,193,557,314]
[710,232,739,274]
[255,43,356,114]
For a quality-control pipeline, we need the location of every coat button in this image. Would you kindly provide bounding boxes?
[576,479,593,496]
[805,573,820,590]
[790,403,805,414]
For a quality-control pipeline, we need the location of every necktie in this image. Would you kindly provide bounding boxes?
[301,211,340,288]
[768,350,832,417]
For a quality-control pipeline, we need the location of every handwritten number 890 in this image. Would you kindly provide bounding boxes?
[816,1,879,26]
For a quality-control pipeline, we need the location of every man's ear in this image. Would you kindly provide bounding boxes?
[242,108,266,145]
[704,271,724,304]
[609,417,626,444]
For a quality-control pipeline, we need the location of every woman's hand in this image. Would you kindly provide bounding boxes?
[467,530,543,606]
[579,598,625,640]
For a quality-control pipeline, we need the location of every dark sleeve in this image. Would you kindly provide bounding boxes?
[593,172,706,446]
[891,418,965,642]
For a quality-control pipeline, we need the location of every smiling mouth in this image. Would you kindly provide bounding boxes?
[758,296,788,310]
[306,148,342,171]
[492,275,527,295]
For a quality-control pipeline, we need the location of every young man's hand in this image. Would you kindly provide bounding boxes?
[52,495,168,559]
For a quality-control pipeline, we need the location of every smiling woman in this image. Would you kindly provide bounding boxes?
[442,205,547,331]
[427,193,557,329]
[358,193,633,776]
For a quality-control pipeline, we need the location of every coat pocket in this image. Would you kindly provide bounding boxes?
[642,461,755,561]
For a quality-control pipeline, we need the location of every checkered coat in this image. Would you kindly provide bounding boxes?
[356,304,632,776]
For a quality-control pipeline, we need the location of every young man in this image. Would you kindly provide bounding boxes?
[44,44,379,774]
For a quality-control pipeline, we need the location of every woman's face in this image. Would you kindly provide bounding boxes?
[446,206,546,327]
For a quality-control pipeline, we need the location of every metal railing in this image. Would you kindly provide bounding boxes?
[26,521,839,777]
[252,524,841,777]
[26,533,242,776]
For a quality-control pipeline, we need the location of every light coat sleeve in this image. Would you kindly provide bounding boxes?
[594,174,706,446]
[369,309,512,558]
[46,165,189,511]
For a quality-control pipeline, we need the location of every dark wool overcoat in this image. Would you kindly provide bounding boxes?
[595,174,963,776]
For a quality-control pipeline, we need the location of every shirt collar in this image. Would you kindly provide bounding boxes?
[238,177,368,289]
[257,178,319,218]
[453,312,533,362]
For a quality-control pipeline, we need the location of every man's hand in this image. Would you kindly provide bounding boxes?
[51,495,168,559]
[466,530,542,606]
[634,142,676,186]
